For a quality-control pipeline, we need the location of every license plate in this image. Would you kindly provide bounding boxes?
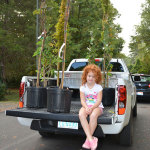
[58,121,78,130]
[137,92,143,95]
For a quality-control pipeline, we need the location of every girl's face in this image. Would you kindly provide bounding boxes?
[86,71,96,85]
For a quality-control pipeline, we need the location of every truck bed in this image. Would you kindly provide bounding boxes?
[6,101,116,124]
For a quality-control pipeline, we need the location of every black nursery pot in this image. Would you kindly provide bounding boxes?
[102,88,115,106]
[47,87,71,113]
[26,87,47,108]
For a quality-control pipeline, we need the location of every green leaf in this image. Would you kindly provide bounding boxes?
[33,9,40,15]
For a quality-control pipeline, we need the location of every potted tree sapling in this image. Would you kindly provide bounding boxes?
[100,0,116,106]
[26,0,48,108]
[47,0,72,113]
[87,0,116,106]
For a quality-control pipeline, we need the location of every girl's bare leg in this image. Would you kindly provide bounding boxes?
[79,107,93,141]
[89,107,102,135]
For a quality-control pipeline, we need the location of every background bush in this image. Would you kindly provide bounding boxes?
[0,81,6,100]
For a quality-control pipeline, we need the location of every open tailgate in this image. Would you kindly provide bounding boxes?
[6,107,116,124]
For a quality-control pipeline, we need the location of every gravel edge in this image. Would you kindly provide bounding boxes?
[0,102,19,112]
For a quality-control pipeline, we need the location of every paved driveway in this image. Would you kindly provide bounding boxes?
[1,103,150,150]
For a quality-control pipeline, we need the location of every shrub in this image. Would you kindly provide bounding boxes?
[0,82,6,100]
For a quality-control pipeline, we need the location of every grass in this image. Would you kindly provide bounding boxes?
[1,88,19,102]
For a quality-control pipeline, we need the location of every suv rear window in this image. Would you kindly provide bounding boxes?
[96,62,124,72]
[111,62,124,72]
[132,75,150,82]
[69,62,88,71]
[69,61,124,72]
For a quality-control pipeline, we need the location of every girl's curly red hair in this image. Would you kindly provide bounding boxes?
[81,64,102,85]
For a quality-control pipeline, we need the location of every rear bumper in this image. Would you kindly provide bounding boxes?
[31,119,105,138]
[136,90,150,100]
[137,94,150,101]
[101,121,124,134]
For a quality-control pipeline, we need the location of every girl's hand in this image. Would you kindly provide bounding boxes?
[88,107,93,115]
[85,107,93,115]
[85,107,89,114]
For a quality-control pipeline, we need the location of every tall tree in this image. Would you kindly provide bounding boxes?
[66,0,123,66]
[0,0,36,86]
[0,0,125,87]
[129,0,150,74]
[54,0,67,86]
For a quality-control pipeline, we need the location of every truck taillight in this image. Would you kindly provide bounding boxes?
[118,85,126,115]
[95,58,102,62]
[149,84,150,88]
[95,59,100,62]
[19,82,25,108]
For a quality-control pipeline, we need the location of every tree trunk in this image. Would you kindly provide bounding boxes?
[60,0,71,89]
[103,56,106,88]
[5,0,9,4]
[36,30,46,87]
[0,47,6,83]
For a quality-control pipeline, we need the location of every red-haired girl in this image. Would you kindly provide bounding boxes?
[79,64,103,150]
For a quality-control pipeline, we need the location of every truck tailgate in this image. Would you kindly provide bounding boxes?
[6,104,116,124]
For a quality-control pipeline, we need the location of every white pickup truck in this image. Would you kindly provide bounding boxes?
[6,58,137,146]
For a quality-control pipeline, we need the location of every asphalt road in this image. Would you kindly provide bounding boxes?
[1,103,150,150]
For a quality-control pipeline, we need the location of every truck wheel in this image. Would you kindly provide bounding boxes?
[119,111,133,146]
[38,131,54,138]
[133,101,137,117]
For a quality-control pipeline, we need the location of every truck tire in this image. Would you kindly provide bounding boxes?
[133,101,137,117]
[38,131,54,138]
[119,110,133,146]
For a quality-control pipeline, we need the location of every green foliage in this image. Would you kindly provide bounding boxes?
[98,0,123,87]
[129,59,142,74]
[33,0,60,81]
[0,0,125,87]
[54,0,67,51]
[66,0,123,67]
[33,9,40,15]
[0,0,36,86]
[129,0,150,74]
[40,36,59,78]
[2,88,19,102]
[0,81,6,100]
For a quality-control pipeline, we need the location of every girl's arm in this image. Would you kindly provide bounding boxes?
[91,90,102,110]
[80,91,88,109]
[80,91,93,115]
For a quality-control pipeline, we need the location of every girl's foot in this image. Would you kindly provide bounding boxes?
[89,137,98,150]
[82,139,90,149]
